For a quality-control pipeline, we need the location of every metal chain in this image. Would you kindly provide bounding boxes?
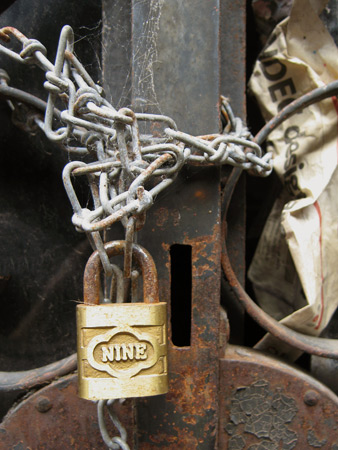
[0,25,272,249]
[0,24,274,308]
[97,399,130,450]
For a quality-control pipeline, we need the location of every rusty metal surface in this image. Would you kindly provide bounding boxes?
[1,1,337,448]
[0,373,135,449]
[131,0,220,135]
[127,0,223,447]
[220,0,247,346]
[83,241,159,306]
[136,166,222,448]
[219,345,338,448]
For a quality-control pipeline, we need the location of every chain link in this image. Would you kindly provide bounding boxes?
[0,23,273,312]
[0,25,273,243]
[97,399,130,450]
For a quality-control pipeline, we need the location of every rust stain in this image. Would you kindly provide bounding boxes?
[183,416,197,425]
[0,26,27,43]
[153,208,181,228]
[171,209,181,226]
[183,233,216,247]
[154,207,169,227]
[161,242,170,252]
[195,263,213,277]
[194,190,207,200]
[64,49,74,61]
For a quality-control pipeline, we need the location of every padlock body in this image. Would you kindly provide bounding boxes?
[77,302,168,400]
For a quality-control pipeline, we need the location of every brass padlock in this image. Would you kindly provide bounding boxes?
[77,240,168,400]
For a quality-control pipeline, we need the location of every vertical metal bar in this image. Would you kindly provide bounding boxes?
[102,0,247,446]
[220,0,246,119]
[102,3,136,446]
[132,0,220,134]
[132,1,221,448]
[220,0,247,344]
[102,0,132,108]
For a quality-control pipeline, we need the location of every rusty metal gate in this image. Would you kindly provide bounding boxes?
[0,0,338,448]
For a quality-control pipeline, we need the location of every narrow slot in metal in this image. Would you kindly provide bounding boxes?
[170,244,192,347]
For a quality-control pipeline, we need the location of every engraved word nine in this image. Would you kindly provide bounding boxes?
[101,343,148,362]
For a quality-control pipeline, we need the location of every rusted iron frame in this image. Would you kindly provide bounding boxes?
[3,349,338,448]
[129,1,222,448]
[11,0,337,407]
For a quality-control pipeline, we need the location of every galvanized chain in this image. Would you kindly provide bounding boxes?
[0,24,273,307]
[0,26,273,274]
[97,399,130,450]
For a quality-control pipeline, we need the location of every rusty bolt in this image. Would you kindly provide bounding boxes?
[304,390,320,406]
[35,396,52,413]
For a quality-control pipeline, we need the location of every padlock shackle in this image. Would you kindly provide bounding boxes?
[83,240,159,305]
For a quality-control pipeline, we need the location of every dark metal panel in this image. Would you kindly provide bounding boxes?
[102,0,132,108]
[220,0,247,345]
[0,0,101,419]
[136,166,221,448]
[221,170,246,345]
[132,0,220,134]
[220,0,246,119]
[131,1,222,448]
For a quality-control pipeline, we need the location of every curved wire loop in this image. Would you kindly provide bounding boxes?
[0,353,77,392]
[221,169,338,359]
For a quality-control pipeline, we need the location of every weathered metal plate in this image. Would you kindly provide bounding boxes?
[129,0,222,447]
[219,345,338,448]
[0,374,135,449]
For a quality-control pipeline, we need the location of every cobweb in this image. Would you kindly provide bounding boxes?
[132,0,164,114]
[101,0,164,114]
[76,20,103,85]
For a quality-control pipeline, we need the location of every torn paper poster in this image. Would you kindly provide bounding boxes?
[248,0,338,358]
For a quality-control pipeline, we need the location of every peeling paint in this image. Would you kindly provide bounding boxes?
[225,380,298,449]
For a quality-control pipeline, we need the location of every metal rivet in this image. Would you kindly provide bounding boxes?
[304,390,320,406]
[35,396,52,413]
